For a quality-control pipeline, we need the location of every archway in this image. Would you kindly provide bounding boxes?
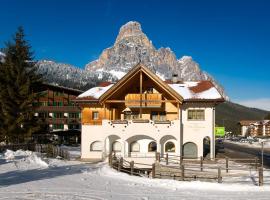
[112,141,122,152]
[148,141,157,152]
[105,135,121,155]
[203,136,210,157]
[159,135,177,155]
[130,141,140,152]
[183,142,197,158]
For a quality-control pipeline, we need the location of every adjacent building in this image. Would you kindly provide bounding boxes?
[34,83,82,133]
[75,64,224,161]
[239,120,270,137]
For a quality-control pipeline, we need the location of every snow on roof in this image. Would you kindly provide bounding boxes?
[169,81,222,100]
[77,84,113,99]
[78,81,222,101]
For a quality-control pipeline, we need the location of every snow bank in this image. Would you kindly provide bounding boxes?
[3,149,48,169]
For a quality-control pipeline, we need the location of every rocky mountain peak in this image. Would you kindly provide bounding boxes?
[115,21,144,43]
[84,21,228,99]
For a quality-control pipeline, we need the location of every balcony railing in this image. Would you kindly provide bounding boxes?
[45,118,80,124]
[125,93,162,108]
[35,106,80,112]
[82,119,102,125]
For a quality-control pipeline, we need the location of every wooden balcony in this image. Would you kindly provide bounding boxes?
[125,93,162,108]
[35,106,80,112]
[45,118,81,124]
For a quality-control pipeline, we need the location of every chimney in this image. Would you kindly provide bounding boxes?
[172,73,178,84]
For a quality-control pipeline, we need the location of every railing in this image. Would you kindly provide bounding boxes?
[108,152,269,186]
[125,93,162,108]
[35,106,80,112]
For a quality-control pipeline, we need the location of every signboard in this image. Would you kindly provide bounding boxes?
[215,127,225,137]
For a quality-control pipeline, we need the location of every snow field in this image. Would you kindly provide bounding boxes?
[1,149,270,200]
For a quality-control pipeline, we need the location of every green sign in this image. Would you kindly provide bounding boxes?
[215,127,225,137]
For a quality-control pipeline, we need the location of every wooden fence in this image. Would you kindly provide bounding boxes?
[109,152,268,186]
[0,143,70,160]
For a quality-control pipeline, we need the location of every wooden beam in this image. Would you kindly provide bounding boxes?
[177,102,179,120]
[140,71,143,118]
[103,104,106,120]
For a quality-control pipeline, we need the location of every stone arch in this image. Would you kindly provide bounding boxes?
[183,142,198,158]
[90,141,102,152]
[125,135,156,155]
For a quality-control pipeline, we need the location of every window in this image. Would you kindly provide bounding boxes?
[151,111,166,121]
[165,142,175,152]
[53,124,64,129]
[54,112,63,118]
[112,141,121,152]
[187,110,205,120]
[69,113,80,118]
[53,101,63,106]
[90,141,102,151]
[148,141,157,152]
[130,142,140,152]
[92,111,99,120]
[39,112,47,118]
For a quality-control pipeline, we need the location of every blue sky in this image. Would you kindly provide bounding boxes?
[1,0,270,110]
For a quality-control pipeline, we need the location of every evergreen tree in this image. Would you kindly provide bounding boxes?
[0,27,43,144]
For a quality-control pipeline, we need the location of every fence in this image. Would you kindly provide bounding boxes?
[108,152,269,186]
[0,143,70,160]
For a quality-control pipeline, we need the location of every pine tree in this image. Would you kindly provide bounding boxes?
[0,27,43,144]
[265,113,270,120]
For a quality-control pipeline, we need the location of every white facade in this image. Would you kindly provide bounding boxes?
[81,103,216,161]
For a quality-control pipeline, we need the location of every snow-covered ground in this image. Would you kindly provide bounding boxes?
[1,150,270,200]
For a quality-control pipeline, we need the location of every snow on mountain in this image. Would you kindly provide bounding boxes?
[85,21,228,99]
[36,60,117,91]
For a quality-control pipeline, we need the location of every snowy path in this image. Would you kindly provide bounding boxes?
[1,150,270,200]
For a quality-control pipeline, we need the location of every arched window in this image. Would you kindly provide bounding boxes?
[148,141,157,152]
[112,141,121,152]
[130,142,140,152]
[90,141,102,151]
[165,142,175,152]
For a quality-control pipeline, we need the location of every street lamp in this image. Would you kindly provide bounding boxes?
[261,141,264,167]
[261,140,269,168]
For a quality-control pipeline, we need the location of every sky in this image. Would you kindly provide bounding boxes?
[0,0,270,110]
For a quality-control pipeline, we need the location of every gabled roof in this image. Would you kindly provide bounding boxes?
[98,63,184,103]
[76,63,224,103]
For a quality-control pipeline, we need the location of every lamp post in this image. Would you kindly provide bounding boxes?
[261,141,264,168]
